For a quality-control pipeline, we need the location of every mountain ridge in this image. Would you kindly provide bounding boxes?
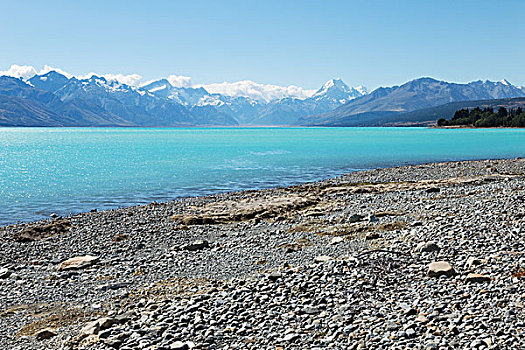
[1,71,524,127]
[298,77,525,126]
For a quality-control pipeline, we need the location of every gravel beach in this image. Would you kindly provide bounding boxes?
[1,158,524,349]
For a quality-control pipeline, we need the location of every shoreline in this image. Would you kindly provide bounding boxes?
[431,125,525,129]
[1,158,524,349]
[2,156,524,228]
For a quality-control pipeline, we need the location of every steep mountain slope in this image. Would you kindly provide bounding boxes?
[300,77,525,126]
[0,76,132,126]
[0,94,66,126]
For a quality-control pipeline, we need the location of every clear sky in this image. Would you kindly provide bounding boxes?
[2,0,524,90]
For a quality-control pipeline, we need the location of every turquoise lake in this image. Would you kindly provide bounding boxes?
[1,127,524,225]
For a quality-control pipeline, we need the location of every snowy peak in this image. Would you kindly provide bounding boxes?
[313,78,350,96]
[311,78,367,104]
[28,70,69,93]
[141,79,173,93]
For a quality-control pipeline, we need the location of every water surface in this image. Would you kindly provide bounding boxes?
[1,127,524,225]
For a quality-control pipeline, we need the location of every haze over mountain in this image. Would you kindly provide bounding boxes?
[1,66,524,127]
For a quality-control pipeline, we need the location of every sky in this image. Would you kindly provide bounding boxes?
[2,0,525,92]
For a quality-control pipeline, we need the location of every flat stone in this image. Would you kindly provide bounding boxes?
[330,237,344,245]
[365,232,380,240]
[268,272,282,282]
[314,255,333,263]
[170,341,189,350]
[96,317,117,330]
[426,187,440,193]
[427,261,455,277]
[34,328,57,340]
[282,333,300,342]
[301,306,320,315]
[465,273,491,283]
[416,241,440,253]
[349,214,364,223]
[183,240,209,251]
[81,320,100,336]
[415,315,429,323]
[59,255,99,270]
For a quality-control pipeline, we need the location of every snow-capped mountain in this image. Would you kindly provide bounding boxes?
[5,66,524,128]
[299,77,525,126]
[136,77,364,125]
[252,78,367,125]
[311,78,365,104]
[27,72,200,126]
[1,64,371,126]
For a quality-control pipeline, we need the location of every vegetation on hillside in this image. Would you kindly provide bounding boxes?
[438,107,525,127]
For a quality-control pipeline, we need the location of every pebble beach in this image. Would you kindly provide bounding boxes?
[1,158,524,349]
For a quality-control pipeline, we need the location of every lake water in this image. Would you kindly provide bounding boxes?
[1,127,524,225]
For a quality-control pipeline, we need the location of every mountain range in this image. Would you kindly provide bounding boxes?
[299,78,525,126]
[0,70,524,127]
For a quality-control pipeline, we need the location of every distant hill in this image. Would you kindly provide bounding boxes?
[299,77,525,126]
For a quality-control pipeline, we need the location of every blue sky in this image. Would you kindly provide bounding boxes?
[2,0,524,90]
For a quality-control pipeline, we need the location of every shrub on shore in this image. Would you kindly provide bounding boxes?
[438,106,525,127]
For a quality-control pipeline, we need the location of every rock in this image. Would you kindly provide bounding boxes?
[314,255,333,263]
[170,341,189,350]
[282,333,300,342]
[80,317,116,338]
[268,272,282,282]
[365,232,380,240]
[81,320,101,336]
[349,214,364,223]
[59,255,99,270]
[34,328,57,340]
[96,317,117,330]
[50,213,59,219]
[12,219,71,242]
[330,237,344,245]
[115,312,134,324]
[426,187,440,193]
[415,315,428,323]
[405,328,416,338]
[183,240,209,251]
[403,307,417,316]
[0,267,11,279]
[386,321,399,331]
[301,306,320,315]
[465,273,491,283]
[466,257,484,268]
[171,195,317,225]
[416,241,440,253]
[369,214,379,222]
[427,261,455,277]
[79,334,100,347]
